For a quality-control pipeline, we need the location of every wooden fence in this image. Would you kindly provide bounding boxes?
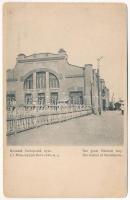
[7,104,92,135]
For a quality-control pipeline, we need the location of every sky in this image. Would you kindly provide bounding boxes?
[4,3,127,101]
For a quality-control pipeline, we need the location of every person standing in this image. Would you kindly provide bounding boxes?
[120,103,124,115]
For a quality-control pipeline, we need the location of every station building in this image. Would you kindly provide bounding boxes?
[6,49,109,114]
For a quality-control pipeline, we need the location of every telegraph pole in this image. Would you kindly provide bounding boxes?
[97,56,103,115]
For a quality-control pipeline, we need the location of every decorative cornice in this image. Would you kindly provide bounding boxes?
[17,56,65,63]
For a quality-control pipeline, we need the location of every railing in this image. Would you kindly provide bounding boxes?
[7,104,92,135]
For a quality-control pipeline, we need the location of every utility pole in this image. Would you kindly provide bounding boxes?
[111,93,115,110]
[97,56,103,115]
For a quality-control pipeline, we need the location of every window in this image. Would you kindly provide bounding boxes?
[7,94,16,107]
[69,91,83,105]
[50,92,58,104]
[38,93,45,105]
[24,74,33,89]
[49,73,59,88]
[25,94,33,105]
[36,72,46,89]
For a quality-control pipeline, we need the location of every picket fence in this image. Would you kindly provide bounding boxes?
[7,104,92,135]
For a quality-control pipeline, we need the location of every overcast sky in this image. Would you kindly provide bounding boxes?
[4,3,127,101]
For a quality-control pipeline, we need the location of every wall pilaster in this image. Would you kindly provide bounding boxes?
[45,72,50,105]
[83,64,93,107]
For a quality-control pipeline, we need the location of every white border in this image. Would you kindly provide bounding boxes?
[0,0,129,199]
[0,0,129,2]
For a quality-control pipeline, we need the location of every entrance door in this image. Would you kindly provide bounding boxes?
[50,92,58,104]
[69,91,83,104]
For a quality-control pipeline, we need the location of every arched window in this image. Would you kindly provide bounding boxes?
[24,71,59,89]
[24,74,33,89]
[49,73,59,88]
